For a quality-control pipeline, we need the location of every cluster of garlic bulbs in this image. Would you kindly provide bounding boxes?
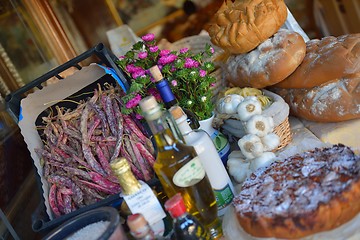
[224,95,280,183]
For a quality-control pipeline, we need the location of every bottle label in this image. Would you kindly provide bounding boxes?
[214,184,234,215]
[172,157,206,187]
[123,181,166,228]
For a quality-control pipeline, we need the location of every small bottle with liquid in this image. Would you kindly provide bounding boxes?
[165,193,211,240]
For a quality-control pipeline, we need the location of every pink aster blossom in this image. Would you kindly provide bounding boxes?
[180,48,189,54]
[141,33,155,42]
[184,58,199,68]
[138,51,148,59]
[158,54,177,65]
[149,46,159,53]
[126,94,142,109]
[135,114,143,120]
[210,47,215,54]
[160,49,171,56]
[126,64,143,74]
[147,88,162,101]
[132,69,145,79]
[171,80,178,87]
[199,69,207,77]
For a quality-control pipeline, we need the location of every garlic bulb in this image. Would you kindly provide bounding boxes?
[261,133,280,151]
[228,150,246,159]
[238,134,264,160]
[245,115,273,137]
[227,157,251,183]
[237,96,262,121]
[217,94,244,114]
[250,152,276,171]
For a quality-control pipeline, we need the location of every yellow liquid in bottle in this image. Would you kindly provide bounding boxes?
[153,129,222,238]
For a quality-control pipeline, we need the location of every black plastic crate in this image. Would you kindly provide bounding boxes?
[3,43,141,234]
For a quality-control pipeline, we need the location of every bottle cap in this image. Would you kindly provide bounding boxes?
[127,214,151,238]
[149,65,163,82]
[127,213,148,231]
[164,193,187,218]
[139,96,159,113]
[169,106,185,120]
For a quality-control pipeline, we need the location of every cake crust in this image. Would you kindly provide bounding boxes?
[233,144,360,239]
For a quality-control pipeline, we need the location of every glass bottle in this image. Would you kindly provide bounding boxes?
[165,193,211,240]
[139,96,223,239]
[127,213,156,240]
[170,106,235,216]
[149,65,200,130]
[110,157,166,237]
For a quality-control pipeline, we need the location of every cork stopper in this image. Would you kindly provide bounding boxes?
[170,106,185,120]
[139,96,158,113]
[149,65,163,82]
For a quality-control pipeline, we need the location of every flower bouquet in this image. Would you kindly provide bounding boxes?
[116,33,217,120]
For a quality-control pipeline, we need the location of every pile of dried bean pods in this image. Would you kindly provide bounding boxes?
[35,85,156,217]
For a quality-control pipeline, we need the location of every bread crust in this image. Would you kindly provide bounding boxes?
[271,75,360,122]
[225,29,306,88]
[234,144,360,239]
[275,34,360,89]
[207,0,288,54]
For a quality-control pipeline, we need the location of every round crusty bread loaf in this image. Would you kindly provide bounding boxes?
[207,0,288,54]
[275,34,360,89]
[271,75,360,122]
[224,29,306,88]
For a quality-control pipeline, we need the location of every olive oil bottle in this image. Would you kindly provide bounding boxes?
[139,96,222,239]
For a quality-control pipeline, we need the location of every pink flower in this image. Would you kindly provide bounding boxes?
[147,88,162,101]
[118,56,125,59]
[180,48,189,54]
[210,47,215,54]
[132,69,145,79]
[150,46,159,53]
[184,58,199,68]
[158,54,177,65]
[210,83,216,87]
[160,49,171,56]
[138,51,148,59]
[126,64,144,74]
[126,94,142,109]
[171,80,178,87]
[135,114,144,120]
[141,33,155,42]
[199,69,207,77]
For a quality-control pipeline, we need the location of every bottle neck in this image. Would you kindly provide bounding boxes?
[144,108,182,149]
[114,170,141,195]
[155,79,177,109]
[174,114,193,136]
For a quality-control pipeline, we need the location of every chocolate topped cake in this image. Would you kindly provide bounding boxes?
[234,144,360,239]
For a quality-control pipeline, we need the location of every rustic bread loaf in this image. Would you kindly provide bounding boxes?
[275,34,360,89]
[207,0,287,54]
[271,75,360,122]
[234,144,360,239]
[224,29,306,88]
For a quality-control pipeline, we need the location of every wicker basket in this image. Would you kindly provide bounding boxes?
[214,90,292,151]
